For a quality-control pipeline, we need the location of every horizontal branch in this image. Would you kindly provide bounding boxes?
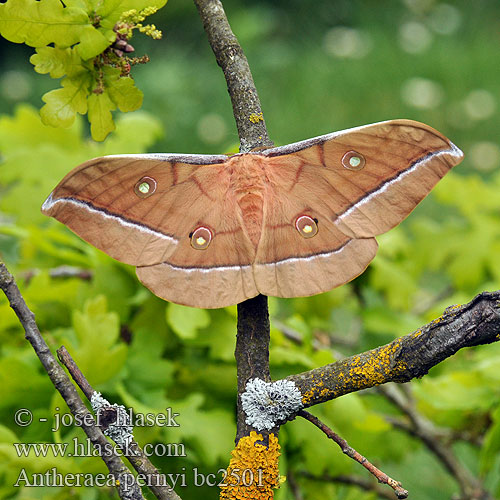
[287,291,500,408]
[22,266,93,283]
[297,471,397,500]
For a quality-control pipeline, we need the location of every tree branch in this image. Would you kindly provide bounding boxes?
[379,384,491,500]
[22,266,93,284]
[193,0,274,444]
[297,471,398,500]
[288,292,500,407]
[299,410,408,499]
[0,262,146,500]
[57,346,182,500]
[193,0,272,152]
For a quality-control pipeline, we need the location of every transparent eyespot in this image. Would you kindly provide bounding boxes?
[342,151,366,171]
[190,226,213,250]
[295,215,318,238]
[134,176,157,198]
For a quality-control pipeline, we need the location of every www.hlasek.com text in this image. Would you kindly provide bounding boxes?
[14,438,186,459]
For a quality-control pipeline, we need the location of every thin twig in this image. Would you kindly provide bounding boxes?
[57,346,182,500]
[286,468,305,500]
[22,266,93,284]
[299,410,408,499]
[0,262,145,500]
[379,384,491,499]
[297,471,398,500]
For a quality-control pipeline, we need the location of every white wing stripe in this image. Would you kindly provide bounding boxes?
[42,194,178,244]
[336,144,463,222]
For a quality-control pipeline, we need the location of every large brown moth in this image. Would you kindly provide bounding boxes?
[42,120,463,308]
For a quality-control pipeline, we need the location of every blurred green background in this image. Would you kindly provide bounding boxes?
[1,0,500,499]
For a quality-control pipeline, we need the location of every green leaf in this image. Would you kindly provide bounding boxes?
[0,355,53,409]
[88,91,116,141]
[0,0,88,47]
[40,75,90,128]
[114,0,168,13]
[0,425,17,444]
[166,303,210,339]
[0,104,83,152]
[69,296,128,386]
[106,75,144,112]
[415,371,497,414]
[30,46,80,78]
[77,24,114,60]
[169,401,234,465]
[189,310,236,361]
[480,405,500,476]
[101,111,163,154]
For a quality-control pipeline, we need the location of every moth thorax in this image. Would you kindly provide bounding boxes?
[230,155,266,248]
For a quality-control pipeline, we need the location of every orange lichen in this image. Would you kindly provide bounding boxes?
[219,432,281,499]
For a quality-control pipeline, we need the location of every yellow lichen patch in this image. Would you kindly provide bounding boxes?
[412,329,423,338]
[249,112,264,123]
[431,316,444,325]
[301,388,314,405]
[301,378,337,405]
[352,356,361,366]
[319,387,333,398]
[348,342,406,388]
[220,432,280,499]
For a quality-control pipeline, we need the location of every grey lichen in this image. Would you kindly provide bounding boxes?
[241,378,303,431]
[91,392,133,448]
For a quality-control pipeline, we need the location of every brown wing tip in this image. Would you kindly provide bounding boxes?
[389,119,464,154]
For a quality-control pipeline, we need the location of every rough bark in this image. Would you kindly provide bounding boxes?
[193,0,275,444]
[288,292,500,407]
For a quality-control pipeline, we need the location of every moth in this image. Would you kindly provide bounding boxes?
[42,120,463,308]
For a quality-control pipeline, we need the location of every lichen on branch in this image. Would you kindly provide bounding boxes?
[289,291,500,408]
[219,432,281,500]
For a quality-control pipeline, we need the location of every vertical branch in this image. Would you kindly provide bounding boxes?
[235,295,273,441]
[193,0,273,153]
[193,0,274,443]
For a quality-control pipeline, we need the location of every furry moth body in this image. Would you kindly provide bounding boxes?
[42,120,463,308]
